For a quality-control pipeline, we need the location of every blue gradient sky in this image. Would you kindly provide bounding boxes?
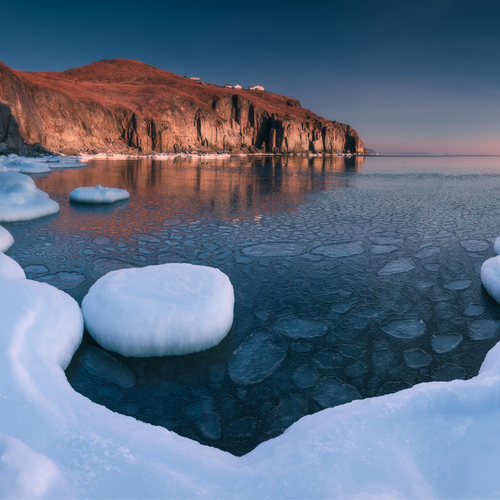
[2,0,499,154]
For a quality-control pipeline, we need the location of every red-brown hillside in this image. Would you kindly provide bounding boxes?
[0,59,364,155]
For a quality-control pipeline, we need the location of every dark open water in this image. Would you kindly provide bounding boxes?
[5,154,500,455]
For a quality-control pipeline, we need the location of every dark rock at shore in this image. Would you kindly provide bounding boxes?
[0,59,365,155]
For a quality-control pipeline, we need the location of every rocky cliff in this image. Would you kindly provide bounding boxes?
[0,59,365,156]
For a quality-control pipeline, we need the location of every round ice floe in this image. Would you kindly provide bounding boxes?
[241,243,305,257]
[0,253,25,280]
[381,319,426,339]
[0,225,14,252]
[468,320,500,340]
[460,239,489,252]
[69,185,130,204]
[311,242,364,258]
[274,316,328,339]
[377,258,415,276]
[431,334,463,354]
[481,256,500,303]
[228,330,286,385]
[82,263,234,357]
[0,172,59,222]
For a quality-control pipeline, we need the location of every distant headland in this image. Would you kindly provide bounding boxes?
[0,59,365,156]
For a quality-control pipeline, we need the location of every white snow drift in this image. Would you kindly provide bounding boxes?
[0,154,51,174]
[481,255,500,303]
[0,224,14,252]
[82,263,234,356]
[69,185,129,204]
[4,252,500,498]
[0,172,59,222]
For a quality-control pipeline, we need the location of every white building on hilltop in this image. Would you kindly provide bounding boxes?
[249,84,264,91]
[234,84,242,90]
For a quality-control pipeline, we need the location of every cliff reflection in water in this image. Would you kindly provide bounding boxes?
[36,155,363,232]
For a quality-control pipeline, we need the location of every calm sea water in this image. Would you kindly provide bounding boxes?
[5,154,500,455]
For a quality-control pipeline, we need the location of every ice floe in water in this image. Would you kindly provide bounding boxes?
[377,258,415,276]
[0,225,14,252]
[414,247,441,259]
[312,378,361,408]
[431,334,463,353]
[460,239,489,252]
[241,243,305,257]
[464,305,485,317]
[292,364,320,388]
[82,263,234,356]
[444,279,472,291]
[69,185,130,204]
[81,346,136,388]
[274,316,328,339]
[381,319,426,339]
[0,172,59,222]
[228,330,286,385]
[404,348,432,368]
[371,244,398,254]
[0,154,51,174]
[311,242,364,258]
[468,320,500,340]
[481,256,500,303]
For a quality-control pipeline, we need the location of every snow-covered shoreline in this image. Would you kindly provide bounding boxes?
[2,246,500,498]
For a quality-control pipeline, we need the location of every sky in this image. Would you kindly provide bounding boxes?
[2,0,500,154]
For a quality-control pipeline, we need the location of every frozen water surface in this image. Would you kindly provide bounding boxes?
[5,154,500,458]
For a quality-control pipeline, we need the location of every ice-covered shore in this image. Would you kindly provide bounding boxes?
[2,249,500,499]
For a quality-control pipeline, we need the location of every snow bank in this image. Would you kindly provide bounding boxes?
[481,255,500,303]
[0,252,25,279]
[0,224,14,252]
[69,185,130,204]
[82,263,234,356]
[4,253,500,497]
[0,172,59,222]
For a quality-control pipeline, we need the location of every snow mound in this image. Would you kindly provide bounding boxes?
[0,224,14,252]
[82,263,234,356]
[69,185,129,204]
[0,172,59,222]
[494,236,500,255]
[0,252,25,280]
[481,256,500,303]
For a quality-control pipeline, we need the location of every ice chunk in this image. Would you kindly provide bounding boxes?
[292,365,320,389]
[0,172,59,222]
[460,239,489,252]
[464,305,485,317]
[0,252,25,280]
[371,245,398,254]
[82,263,234,356]
[431,334,463,353]
[241,243,305,257]
[468,320,500,340]
[444,280,472,291]
[0,224,14,252]
[0,154,51,173]
[481,256,500,303]
[414,247,441,259]
[274,316,328,339]
[403,348,432,368]
[228,330,286,385]
[377,258,415,276]
[381,319,426,339]
[38,271,85,290]
[432,364,467,382]
[312,377,361,408]
[69,185,130,204]
[81,346,136,388]
[311,242,364,258]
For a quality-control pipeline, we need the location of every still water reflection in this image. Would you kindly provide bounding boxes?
[5,155,500,456]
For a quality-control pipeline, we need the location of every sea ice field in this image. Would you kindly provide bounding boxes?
[3,154,500,498]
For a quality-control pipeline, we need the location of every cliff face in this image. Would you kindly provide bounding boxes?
[0,59,365,155]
